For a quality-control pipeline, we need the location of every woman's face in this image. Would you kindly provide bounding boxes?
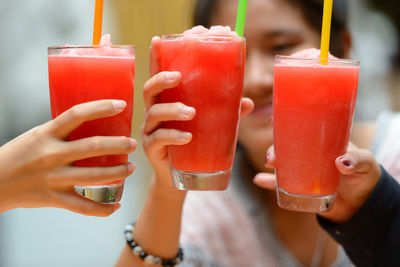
[210,0,321,164]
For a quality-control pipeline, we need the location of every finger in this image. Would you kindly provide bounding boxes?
[335,149,375,175]
[143,103,195,134]
[253,172,276,190]
[50,100,127,139]
[143,71,182,110]
[264,146,276,169]
[143,129,192,156]
[53,163,135,186]
[62,137,137,162]
[57,189,121,217]
[150,36,161,76]
[239,97,254,118]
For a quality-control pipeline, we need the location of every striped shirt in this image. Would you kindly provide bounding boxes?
[179,111,400,266]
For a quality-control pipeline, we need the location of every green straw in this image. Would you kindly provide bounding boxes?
[235,0,248,37]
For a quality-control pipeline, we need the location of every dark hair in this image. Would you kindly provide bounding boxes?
[193,0,349,58]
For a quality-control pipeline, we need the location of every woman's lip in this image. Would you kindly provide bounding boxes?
[250,104,273,117]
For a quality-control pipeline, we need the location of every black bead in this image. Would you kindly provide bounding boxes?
[139,251,146,259]
[129,241,137,248]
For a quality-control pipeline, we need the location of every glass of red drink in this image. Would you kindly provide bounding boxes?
[273,56,359,212]
[48,45,135,203]
[158,34,245,190]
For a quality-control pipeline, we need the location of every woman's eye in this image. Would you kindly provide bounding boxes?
[272,43,294,53]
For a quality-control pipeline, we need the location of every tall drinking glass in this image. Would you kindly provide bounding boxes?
[273,56,359,212]
[48,45,135,203]
[159,35,245,190]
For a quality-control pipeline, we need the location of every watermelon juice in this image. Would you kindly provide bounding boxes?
[273,52,359,212]
[48,40,134,203]
[158,26,245,190]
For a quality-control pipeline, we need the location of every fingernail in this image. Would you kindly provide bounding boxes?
[265,152,270,165]
[339,156,352,167]
[112,100,127,112]
[166,72,179,81]
[180,132,192,142]
[130,138,137,148]
[127,162,136,173]
[181,106,195,118]
[268,116,274,125]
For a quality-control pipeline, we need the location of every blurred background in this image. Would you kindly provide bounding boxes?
[0,0,398,266]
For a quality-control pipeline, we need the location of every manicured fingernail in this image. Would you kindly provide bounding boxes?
[166,72,179,81]
[130,138,137,148]
[265,152,270,165]
[181,106,195,118]
[268,116,273,125]
[339,156,352,167]
[127,162,136,173]
[180,132,192,142]
[112,100,127,112]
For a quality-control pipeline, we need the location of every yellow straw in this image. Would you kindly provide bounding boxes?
[92,0,104,45]
[320,0,333,65]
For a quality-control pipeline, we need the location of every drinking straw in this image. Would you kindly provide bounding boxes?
[92,0,104,45]
[320,0,333,65]
[235,0,248,37]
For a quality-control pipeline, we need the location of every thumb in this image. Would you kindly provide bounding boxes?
[335,149,375,176]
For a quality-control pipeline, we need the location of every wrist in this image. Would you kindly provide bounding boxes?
[151,175,187,203]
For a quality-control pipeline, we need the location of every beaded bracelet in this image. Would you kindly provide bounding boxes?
[124,222,184,266]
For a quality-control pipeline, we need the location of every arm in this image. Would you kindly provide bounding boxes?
[116,37,253,266]
[318,167,400,266]
[0,100,136,216]
[256,146,399,266]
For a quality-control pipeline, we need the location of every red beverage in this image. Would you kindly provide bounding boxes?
[158,29,245,190]
[48,45,135,202]
[273,55,359,212]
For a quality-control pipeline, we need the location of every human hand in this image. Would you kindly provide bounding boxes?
[0,100,137,216]
[254,145,382,223]
[142,37,254,191]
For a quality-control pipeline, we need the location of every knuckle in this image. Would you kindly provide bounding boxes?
[33,145,60,168]
[143,80,152,95]
[88,138,103,151]
[141,123,149,137]
[146,108,156,121]
[68,105,82,121]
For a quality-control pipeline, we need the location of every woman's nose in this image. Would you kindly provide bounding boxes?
[244,51,274,95]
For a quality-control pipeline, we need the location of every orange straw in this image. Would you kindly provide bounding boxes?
[92,0,104,45]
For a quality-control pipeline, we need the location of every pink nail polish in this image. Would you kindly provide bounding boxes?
[127,162,135,173]
[265,152,270,164]
[130,138,137,148]
[339,156,352,167]
[268,116,274,125]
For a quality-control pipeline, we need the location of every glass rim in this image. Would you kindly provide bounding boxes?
[275,55,359,66]
[160,34,245,41]
[48,45,135,50]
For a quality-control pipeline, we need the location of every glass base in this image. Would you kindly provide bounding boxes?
[277,187,336,212]
[75,182,124,204]
[171,168,231,191]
